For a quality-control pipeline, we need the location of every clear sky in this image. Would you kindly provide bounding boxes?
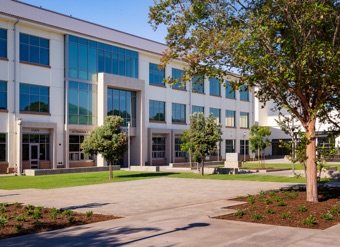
[19,0,167,44]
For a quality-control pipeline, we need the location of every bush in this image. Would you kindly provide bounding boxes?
[15,215,26,222]
[298,206,307,212]
[251,212,264,220]
[281,211,293,219]
[277,201,287,207]
[265,208,276,214]
[247,195,256,204]
[321,212,334,221]
[235,209,245,217]
[302,215,317,226]
[85,211,93,218]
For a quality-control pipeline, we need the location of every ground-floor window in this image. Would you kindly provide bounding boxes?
[225,139,236,153]
[22,134,50,161]
[69,135,90,161]
[152,137,166,158]
[0,133,6,161]
[240,140,249,155]
[175,137,186,158]
[271,139,291,156]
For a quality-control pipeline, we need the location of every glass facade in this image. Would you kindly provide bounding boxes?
[272,139,291,156]
[240,140,249,155]
[210,108,221,123]
[225,139,236,153]
[172,103,186,123]
[68,35,138,81]
[225,110,235,127]
[0,133,6,162]
[240,112,249,128]
[210,78,221,96]
[175,137,186,158]
[69,135,90,161]
[152,137,166,158]
[107,88,136,127]
[192,76,204,93]
[149,100,165,122]
[0,28,7,59]
[22,134,50,161]
[20,83,49,113]
[149,63,165,86]
[0,81,6,110]
[172,68,186,90]
[20,33,49,66]
[240,85,249,101]
[225,81,235,99]
[68,81,96,125]
[192,105,204,114]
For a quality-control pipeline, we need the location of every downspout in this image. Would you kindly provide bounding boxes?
[13,19,21,175]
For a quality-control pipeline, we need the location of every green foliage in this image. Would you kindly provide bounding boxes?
[24,204,34,211]
[302,215,317,226]
[14,202,21,208]
[277,201,287,207]
[62,209,74,217]
[268,191,276,197]
[247,194,256,204]
[249,125,271,168]
[235,209,244,217]
[281,211,293,219]
[14,223,24,233]
[15,215,26,222]
[251,212,264,220]
[264,198,273,205]
[265,208,276,214]
[0,216,8,227]
[68,216,75,224]
[298,206,308,212]
[330,204,340,215]
[321,212,334,221]
[85,211,93,218]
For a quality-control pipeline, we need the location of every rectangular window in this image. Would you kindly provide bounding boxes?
[0,28,7,58]
[20,33,49,66]
[0,133,6,162]
[20,83,49,113]
[240,112,249,128]
[0,81,7,110]
[240,85,249,101]
[152,137,166,158]
[107,88,136,127]
[149,100,165,122]
[225,139,235,153]
[69,135,90,161]
[210,108,221,123]
[172,68,186,90]
[68,35,138,81]
[192,105,204,114]
[210,78,221,96]
[22,134,50,161]
[225,110,235,127]
[68,81,96,125]
[149,63,165,86]
[225,80,235,99]
[240,140,249,155]
[175,137,186,158]
[192,76,204,93]
[172,103,186,123]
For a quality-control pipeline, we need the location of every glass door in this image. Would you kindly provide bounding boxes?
[30,144,39,169]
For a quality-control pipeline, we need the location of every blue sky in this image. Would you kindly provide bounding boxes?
[20,0,167,43]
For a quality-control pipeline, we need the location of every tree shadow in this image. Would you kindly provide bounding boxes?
[61,202,113,211]
[0,222,210,246]
[116,172,178,178]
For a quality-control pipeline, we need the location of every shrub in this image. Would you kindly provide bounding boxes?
[302,215,317,226]
[14,223,24,233]
[268,190,276,197]
[15,215,26,222]
[0,206,5,214]
[277,201,287,207]
[281,211,293,219]
[14,202,21,208]
[24,204,34,211]
[62,209,74,217]
[251,212,264,220]
[247,195,256,204]
[321,212,334,221]
[235,209,245,217]
[0,217,8,227]
[68,216,75,224]
[259,190,265,198]
[298,206,308,212]
[265,208,276,214]
[264,198,273,205]
[330,204,340,216]
[85,211,93,218]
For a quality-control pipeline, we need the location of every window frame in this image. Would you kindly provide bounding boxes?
[209,108,221,123]
[239,85,249,101]
[225,80,235,99]
[0,81,7,110]
[172,68,186,90]
[225,110,236,127]
[0,28,7,59]
[20,33,49,66]
[20,83,50,114]
[149,63,165,86]
[240,112,249,128]
[0,133,6,162]
[149,100,166,122]
[172,103,186,124]
[209,78,221,96]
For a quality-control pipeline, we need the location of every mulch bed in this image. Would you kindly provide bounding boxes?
[0,203,120,239]
[215,186,340,229]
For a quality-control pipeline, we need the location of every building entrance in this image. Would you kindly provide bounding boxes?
[30,143,39,169]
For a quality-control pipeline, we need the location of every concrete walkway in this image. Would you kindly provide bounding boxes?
[0,178,339,246]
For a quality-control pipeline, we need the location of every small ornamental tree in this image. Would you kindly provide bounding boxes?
[181,130,193,168]
[81,116,128,180]
[249,125,271,168]
[182,112,222,175]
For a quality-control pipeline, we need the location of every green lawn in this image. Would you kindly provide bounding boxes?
[0,170,309,190]
[242,162,340,170]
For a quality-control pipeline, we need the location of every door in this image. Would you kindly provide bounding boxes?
[30,144,39,169]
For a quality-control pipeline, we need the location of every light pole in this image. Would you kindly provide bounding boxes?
[243,132,246,162]
[127,121,131,169]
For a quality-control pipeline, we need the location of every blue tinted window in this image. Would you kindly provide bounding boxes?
[68,35,138,80]
[240,85,249,101]
[20,33,49,66]
[192,76,204,93]
[210,108,221,123]
[192,105,204,114]
[0,29,7,58]
[240,112,249,128]
[225,110,235,127]
[225,81,235,99]
[172,68,186,90]
[149,63,165,86]
[172,103,186,123]
[20,83,49,113]
[149,100,165,121]
[210,78,221,96]
[0,81,7,110]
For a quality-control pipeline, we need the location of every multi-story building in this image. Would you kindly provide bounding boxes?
[0,0,255,173]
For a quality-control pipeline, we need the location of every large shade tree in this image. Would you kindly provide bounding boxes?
[81,116,128,180]
[149,0,340,202]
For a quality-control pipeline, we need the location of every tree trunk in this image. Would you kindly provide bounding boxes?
[306,120,318,202]
[109,160,113,180]
[201,161,205,176]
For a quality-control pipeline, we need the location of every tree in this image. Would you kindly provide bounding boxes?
[181,130,193,168]
[81,116,128,180]
[182,112,222,175]
[249,125,271,168]
[149,0,340,202]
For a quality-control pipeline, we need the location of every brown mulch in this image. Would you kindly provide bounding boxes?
[215,186,340,230]
[0,203,120,239]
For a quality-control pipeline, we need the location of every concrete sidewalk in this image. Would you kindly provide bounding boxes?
[0,178,339,246]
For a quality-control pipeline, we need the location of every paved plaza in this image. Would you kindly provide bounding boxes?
[0,177,340,246]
